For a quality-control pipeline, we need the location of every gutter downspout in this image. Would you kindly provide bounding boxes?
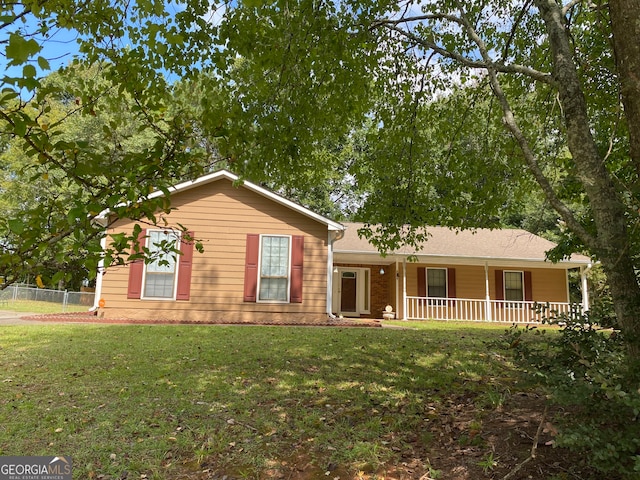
[92,235,107,312]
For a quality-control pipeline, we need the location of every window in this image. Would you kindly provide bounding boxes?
[259,235,291,302]
[143,230,180,299]
[504,271,524,302]
[427,268,447,298]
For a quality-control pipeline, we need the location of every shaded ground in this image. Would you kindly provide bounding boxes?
[1,315,596,479]
[173,393,593,480]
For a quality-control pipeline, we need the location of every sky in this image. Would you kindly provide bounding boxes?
[1,15,80,79]
[1,1,229,91]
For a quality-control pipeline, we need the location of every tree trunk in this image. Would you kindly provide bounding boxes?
[607,0,640,359]
[609,0,640,175]
[535,0,640,358]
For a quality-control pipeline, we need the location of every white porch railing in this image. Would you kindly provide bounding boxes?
[405,296,580,323]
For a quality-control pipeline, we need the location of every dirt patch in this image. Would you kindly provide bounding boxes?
[416,391,586,480]
[170,392,597,480]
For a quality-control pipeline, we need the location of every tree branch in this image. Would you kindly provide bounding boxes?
[562,0,584,16]
[453,0,597,250]
[372,19,555,85]
[501,0,534,62]
[0,7,32,31]
[0,108,99,191]
[501,405,548,480]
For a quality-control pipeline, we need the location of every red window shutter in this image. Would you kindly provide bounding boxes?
[127,229,147,299]
[447,268,457,298]
[417,267,426,297]
[176,231,195,301]
[524,271,533,302]
[243,234,260,302]
[495,270,504,301]
[290,235,304,303]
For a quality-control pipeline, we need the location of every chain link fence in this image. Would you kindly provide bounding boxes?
[0,284,95,313]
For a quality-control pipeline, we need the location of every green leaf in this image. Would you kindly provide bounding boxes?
[13,117,27,137]
[51,271,66,285]
[37,56,50,70]
[67,206,85,223]
[5,33,41,66]
[22,64,37,79]
[8,219,25,235]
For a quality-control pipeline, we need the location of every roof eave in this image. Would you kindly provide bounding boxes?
[333,250,591,268]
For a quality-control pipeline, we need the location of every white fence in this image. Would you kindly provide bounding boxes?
[0,284,95,313]
[406,296,580,323]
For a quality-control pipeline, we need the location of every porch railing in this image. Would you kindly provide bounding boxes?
[405,296,580,323]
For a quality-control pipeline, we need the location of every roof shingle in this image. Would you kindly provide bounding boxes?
[334,222,591,265]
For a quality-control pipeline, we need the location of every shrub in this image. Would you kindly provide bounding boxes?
[500,307,640,477]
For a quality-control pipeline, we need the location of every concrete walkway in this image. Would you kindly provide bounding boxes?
[0,310,48,325]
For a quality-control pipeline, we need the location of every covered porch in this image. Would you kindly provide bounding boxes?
[331,223,593,323]
[329,257,591,322]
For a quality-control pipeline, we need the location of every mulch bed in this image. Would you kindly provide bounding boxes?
[19,312,382,328]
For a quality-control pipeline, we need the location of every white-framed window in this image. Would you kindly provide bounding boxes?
[142,230,181,299]
[504,271,524,302]
[258,235,291,302]
[427,268,448,298]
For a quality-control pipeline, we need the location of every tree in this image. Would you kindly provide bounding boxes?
[205,0,640,359]
[0,1,220,287]
[0,64,161,287]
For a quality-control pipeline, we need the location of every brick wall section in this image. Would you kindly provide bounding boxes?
[336,263,391,319]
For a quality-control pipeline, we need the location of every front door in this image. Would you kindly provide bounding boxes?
[340,271,357,313]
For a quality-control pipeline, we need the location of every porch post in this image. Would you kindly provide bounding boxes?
[484,262,492,321]
[395,260,400,320]
[581,264,591,312]
[402,257,407,320]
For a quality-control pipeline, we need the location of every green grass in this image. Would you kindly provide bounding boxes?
[0,323,522,479]
[0,299,90,313]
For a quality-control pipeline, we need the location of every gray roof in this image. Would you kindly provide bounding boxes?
[333,222,591,268]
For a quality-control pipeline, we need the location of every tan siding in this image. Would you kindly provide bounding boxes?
[449,266,486,299]
[529,268,569,302]
[405,263,420,297]
[403,264,569,302]
[99,179,330,323]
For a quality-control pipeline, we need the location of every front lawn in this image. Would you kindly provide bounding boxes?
[0,323,587,479]
[0,299,89,313]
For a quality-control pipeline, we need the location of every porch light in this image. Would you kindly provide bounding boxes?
[333,266,339,273]
[379,268,385,275]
